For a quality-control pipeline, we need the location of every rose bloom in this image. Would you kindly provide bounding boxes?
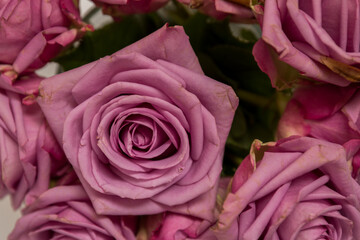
[91,0,169,18]
[37,25,238,219]
[216,136,360,239]
[0,90,67,209]
[0,0,92,93]
[178,0,254,22]
[9,185,137,240]
[278,84,360,179]
[253,0,360,88]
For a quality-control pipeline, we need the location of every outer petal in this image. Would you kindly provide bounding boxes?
[292,84,356,120]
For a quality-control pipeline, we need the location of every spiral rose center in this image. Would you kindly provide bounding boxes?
[299,1,360,52]
[110,113,178,160]
[132,125,153,148]
[120,123,155,152]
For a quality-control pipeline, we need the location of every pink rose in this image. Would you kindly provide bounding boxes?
[9,185,137,240]
[37,25,238,218]
[0,0,92,93]
[0,90,66,208]
[91,0,169,18]
[278,84,360,179]
[252,0,360,88]
[216,137,360,239]
[178,0,254,22]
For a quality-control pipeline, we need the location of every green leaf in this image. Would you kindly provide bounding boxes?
[197,52,238,87]
[183,13,208,51]
[208,45,257,71]
[229,23,261,43]
[229,107,247,139]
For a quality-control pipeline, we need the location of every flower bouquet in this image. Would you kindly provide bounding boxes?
[1,0,360,239]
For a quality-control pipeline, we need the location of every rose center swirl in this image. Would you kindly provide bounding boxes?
[113,113,177,160]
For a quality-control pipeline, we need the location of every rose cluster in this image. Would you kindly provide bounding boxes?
[1,0,360,240]
[2,2,241,237]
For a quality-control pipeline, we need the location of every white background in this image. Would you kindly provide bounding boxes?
[0,1,94,239]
